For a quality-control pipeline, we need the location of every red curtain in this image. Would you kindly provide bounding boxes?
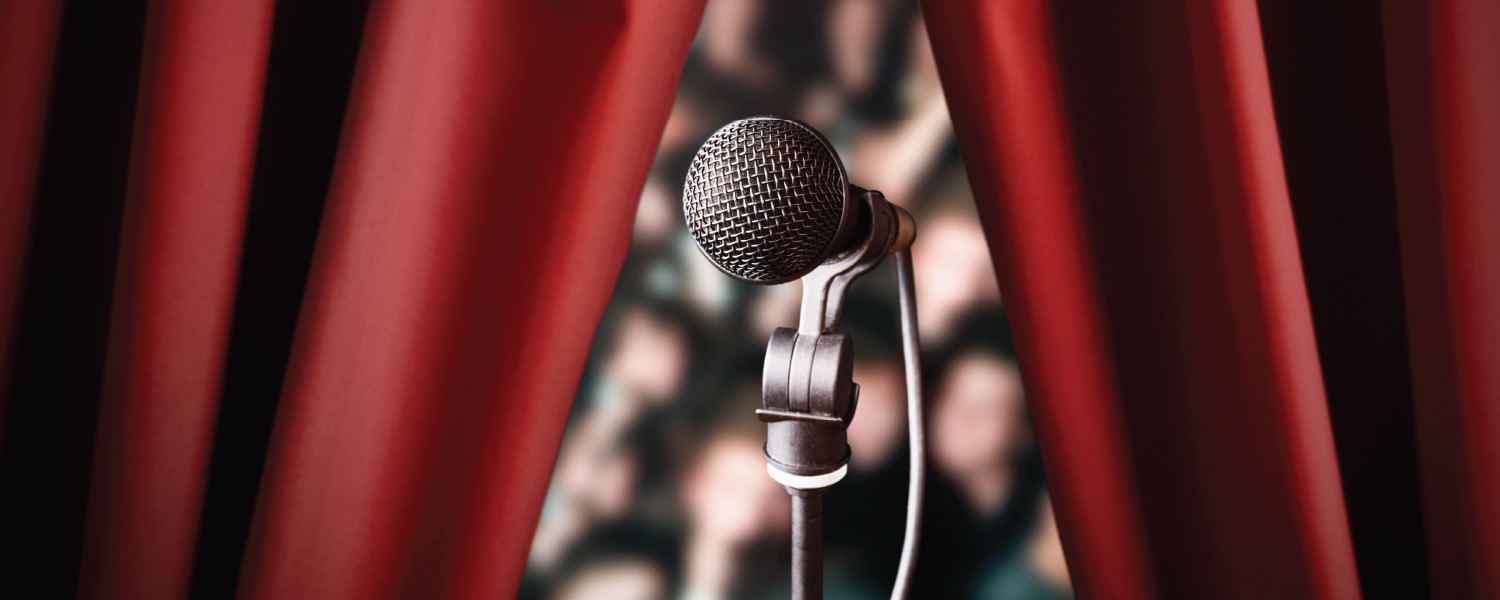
[77,3,276,600]
[0,0,702,598]
[925,0,1500,599]
[917,2,1158,599]
[0,0,1496,599]
[1384,2,1500,598]
[0,0,64,412]
[234,1,704,598]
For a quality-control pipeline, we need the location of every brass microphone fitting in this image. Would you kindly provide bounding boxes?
[890,203,917,254]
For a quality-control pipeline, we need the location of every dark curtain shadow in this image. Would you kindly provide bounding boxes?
[0,0,150,595]
[1257,1,1428,597]
[188,0,371,597]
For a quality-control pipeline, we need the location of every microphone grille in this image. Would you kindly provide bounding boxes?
[683,118,849,283]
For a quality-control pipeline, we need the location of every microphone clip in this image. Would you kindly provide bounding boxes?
[759,189,905,490]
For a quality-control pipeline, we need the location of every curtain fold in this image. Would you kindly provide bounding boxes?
[0,1,151,593]
[0,0,64,415]
[919,3,1156,599]
[1256,1,1429,595]
[1383,1,1500,598]
[1177,2,1359,596]
[926,0,1362,598]
[76,2,277,599]
[231,1,704,598]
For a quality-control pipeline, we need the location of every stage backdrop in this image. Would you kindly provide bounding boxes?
[0,1,1494,599]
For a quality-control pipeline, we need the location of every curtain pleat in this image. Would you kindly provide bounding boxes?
[1178,2,1360,596]
[0,0,64,416]
[926,0,1362,598]
[231,1,704,598]
[0,0,150,593]
[75,2,277,600]
[1383,1,1500,598]
[1257,1,1429,595]
[919,3,1157,599]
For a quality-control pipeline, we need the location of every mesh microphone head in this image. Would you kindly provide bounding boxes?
[683,117,854,284]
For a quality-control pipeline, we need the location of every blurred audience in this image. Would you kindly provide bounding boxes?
[542,523,679,600]
[931,347,1030,516]
[523,1,1071,599]
[680,414,789,600]
[554,560,667,600]
[912,192,1002,345]
[529,305,692,570]
[844,358,905,474]
[973,495,1074,600]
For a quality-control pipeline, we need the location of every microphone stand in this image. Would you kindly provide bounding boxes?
[759,190,923,600]
[790,487,825,600]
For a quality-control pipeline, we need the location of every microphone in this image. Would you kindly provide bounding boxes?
[684,117,860,284]
[683,117,924,600]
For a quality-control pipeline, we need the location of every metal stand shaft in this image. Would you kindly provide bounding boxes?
[757,193,921,600]
[790,487,825,600]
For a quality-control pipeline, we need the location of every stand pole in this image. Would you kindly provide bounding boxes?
[790,487,824,600]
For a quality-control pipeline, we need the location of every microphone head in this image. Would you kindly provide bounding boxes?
[683,117,854,284]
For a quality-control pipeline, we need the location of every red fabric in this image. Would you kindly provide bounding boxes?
[75,1,276,599]
[0,1,1496,598]
[232,1,704,598]
[919,3,1156,599]
[0,0,63,413]
[1383,1,1500,598]
[926,1,1360,598]
[1180,2,1359,597]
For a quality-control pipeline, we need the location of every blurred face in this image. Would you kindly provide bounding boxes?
[748,279,802,342]
[632,177,677,246]
[682,434,787,545]
[603,309,688,404]
[911,214,1001,342]
[552,560,667,600]
[846,361,905,472]
[589,452,637,521]
[931,352,1027,478]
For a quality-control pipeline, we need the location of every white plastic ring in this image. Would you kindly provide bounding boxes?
[766,463,848,490]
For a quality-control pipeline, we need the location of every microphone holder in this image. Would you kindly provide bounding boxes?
[758,189,916,600]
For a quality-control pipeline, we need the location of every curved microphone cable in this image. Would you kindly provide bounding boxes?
[891,248,924,600]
